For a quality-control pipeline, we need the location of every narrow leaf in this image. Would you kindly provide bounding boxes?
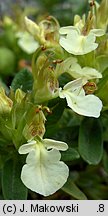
[62,177,87,200]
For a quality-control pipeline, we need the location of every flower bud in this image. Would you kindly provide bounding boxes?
[15,89,26,104]
[32,49,59,103]
[24,16,60,49]
[74,14,85,30]
[24,16,40,39]
[33,67,59,103]
[83,82,97,94]
[39,16,60,46]
[96,0,108,31]
[23,108,46,140]
[0,88,13,113]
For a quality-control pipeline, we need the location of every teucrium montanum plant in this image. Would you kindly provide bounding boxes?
[0,0,108,198]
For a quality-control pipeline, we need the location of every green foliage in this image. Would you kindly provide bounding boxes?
[62,176,87,200]
[76,166,108,200]
[96,55,108,72]
[78,118,103,165]
[40,0,88,26]
[2,158,28,200]
[58,73,72,88]
[46,98,66,125]
[96,67,108,105]
[61,147,80,161]
[103,151,108,173]
[11,68,33,92]
[46,109,81,145]
[0,47,16,76]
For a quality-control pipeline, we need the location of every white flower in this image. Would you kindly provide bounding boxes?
[16,31,39,54]
[59,26,104,55]
[55,56,77,78]
[59,79,102,118]
[18,138,69,196]
[64,58,102,80]
[69,66,102,80]
[55,57,102,80]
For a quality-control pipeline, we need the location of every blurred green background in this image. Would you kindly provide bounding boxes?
[0,0,101,26]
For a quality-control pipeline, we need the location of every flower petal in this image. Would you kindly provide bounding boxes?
[43,139,68,151]
[77,34,97,55]
[82,67,102,79]
[55,57,77,78]
[63,78,83,91]
[68,65,102,80]
[25,148,40,165]
[90,29,105,37]
[60,29,81,55]
[64,91,102,118]
[21,146,69,196]
[76,94,102,117]
[17,32,39,54]
[59,26,79,34]
[18,140,36,154]
[59,29,98,55]
[24,16,40,36]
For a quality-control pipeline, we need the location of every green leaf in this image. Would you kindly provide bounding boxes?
[103,151,108,173]
[45,109,81,140]
[86,185,108,200]
[58,73,72,88]
[62,177,87,200]
[0,78,9,93]
[58,109,82,127]
[96,67,108,105]
[78,118,103,165]
[96,55,108,72]
[61,147,80,161]
[0,47,15,76]
[46,98,66,125]
[2,158,28,200]
[0,116,12,142]
[45,125,79,146]
[77,167,101,189]
[101,113,108,141]
[11,68,33,92]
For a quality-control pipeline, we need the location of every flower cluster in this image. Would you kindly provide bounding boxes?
[19,0,105,196]
[0,0,108,197]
